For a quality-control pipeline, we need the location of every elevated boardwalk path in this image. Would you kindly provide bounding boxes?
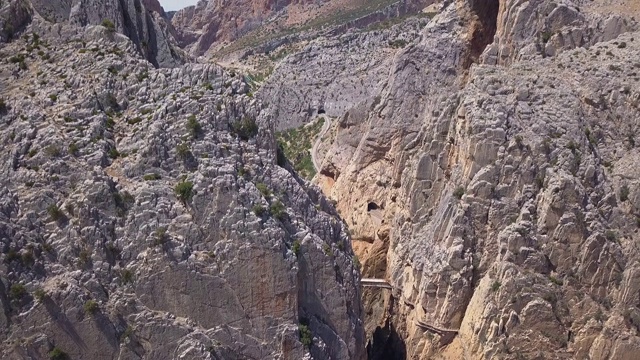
[360,278,392,289]
[415,320,459,335]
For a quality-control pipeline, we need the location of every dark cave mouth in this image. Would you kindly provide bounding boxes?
[465,0,500,67]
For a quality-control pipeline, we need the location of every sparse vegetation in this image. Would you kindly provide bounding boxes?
[231,116,259,140]
[121,325,134,342]
[186,115,202,138]
[48,347,68,360]
[270,200,286,220]
[108,147,120,159]
[47,204,65,222]
[388,39,408,48]
[68,142,79,156]
[620,184,630,202]
[353,255,361,271]
[252,204,266,216]
[0,98,7,112]
[9,283,26,299]
[292,240,301,256]
[176,143,191,159]
[605,230,617,242]
[549,276,563,286]
[154,227,168,246]
[44,145,61,158]
[121,269,134,284]
[175,181,194,203]
[298,323,313,348]
[275,118,325,179]
[101,19,116,32]
[491,281,502,292]
[83,299,99,314]
[256,183,271,198]
[453,187,465,200]
[34,288,47,302]
[143,173,161,181]
[49,94,58,102]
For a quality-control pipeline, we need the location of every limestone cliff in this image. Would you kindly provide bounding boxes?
[0,8,365,360]
[0,0,185,67]
[263,0,640,358]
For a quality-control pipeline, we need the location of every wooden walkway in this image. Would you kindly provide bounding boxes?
[415,320,459,336]
[360,278,392,289]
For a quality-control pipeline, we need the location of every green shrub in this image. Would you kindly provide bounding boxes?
[292,240,301,256]
[353,255,361,271]
[549,276,563,286]
[49,94,57,102]
[48,347,68,360]
[514,135,523,148]
[68,142,79,156]
[77,246,91,263]
[298,324,313,347]
[270,200,286,220]
[176,143,191,159]
[121,325,134,342]
[9,283,26,299]
[252,204,266,216]
[0,98,6,112]
[453,187,465,200]
[620,184,630,202]
[47,204,65,221]
[186,115,202,138]
[34,288,47,302]
[491,281,501,292]
[84,299,99,314]
[108,148,120,159]
[121,269,134,284]
[143,173,161,181]
[45,145,61,158]
[101,19,116,32]
[21,251,34,266]
[154,227,168,246]
[127,117,142,125]
[256,183,271,198]
[175,181,194,203]
[137,71,149,82]
[231,116,259,140]
[605,230,617,242]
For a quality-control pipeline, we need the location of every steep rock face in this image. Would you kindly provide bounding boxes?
[171,0,436,57]
[0,18,364,360]
[483,0,634,65]
[308,0,640,358]
[0,0,184,67]
[171,0,326,55]
[258,18,426,130]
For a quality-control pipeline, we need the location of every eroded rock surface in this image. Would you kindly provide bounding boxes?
[0,10,364,360]
[304,0,640,358]
[1,0,185,67]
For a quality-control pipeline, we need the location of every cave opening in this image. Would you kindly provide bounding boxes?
[367,319,407,360]
[465,0,500,68]
[367,202,380,212]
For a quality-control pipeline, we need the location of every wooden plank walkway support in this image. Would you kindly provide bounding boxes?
[360,278,392,289]
[416,320,459,346]
[415,320,459,335]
